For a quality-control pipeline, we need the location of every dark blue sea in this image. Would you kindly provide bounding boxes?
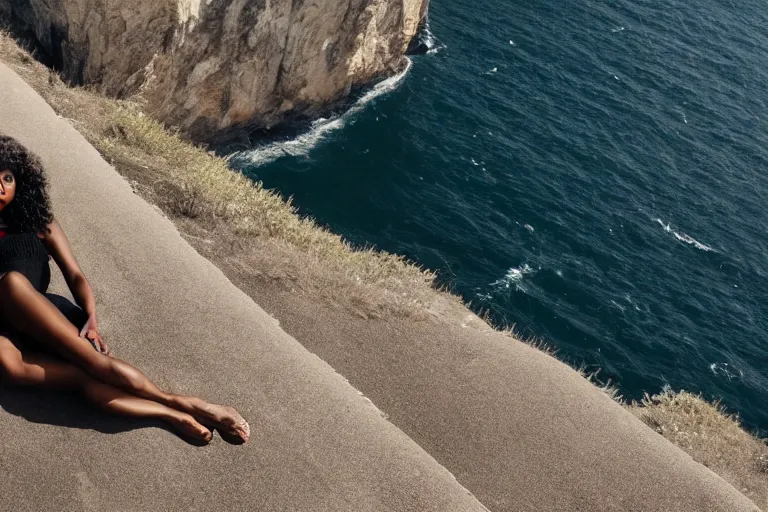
[231,0,768,432]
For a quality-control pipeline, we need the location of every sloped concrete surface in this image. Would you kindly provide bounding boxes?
[0,62,487,512]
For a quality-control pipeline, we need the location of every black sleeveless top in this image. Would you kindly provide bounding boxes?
[0,233,51,293]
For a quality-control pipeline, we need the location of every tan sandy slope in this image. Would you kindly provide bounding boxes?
[0,63,487,511]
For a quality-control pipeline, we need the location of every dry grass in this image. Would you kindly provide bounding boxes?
[498,322,559,357]
[494,322,625,402]
[3,32,767,506]
[581,368,624,403]
[629,389,768,510]
[97,104,431,281]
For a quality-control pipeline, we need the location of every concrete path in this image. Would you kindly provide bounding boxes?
[0,63,487,511]
[275,302,762,512]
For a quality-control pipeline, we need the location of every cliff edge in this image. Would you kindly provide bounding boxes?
[0,0,427,142]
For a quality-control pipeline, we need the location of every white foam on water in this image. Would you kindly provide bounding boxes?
[610,300,626,312]
[624,294,645,312]
[490,263,537,290]
[709,362,744,381]
[655,218,715,252]
[656,218,672,232]
[475,291,494,302]
[673,231,714,252]
[421,20,445,55]
[234,58,413,166]
[611,26,625,33]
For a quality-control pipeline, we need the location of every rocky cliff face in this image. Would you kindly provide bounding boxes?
[1,0,427,141]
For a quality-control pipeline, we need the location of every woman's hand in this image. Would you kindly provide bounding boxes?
[79,314,110,355]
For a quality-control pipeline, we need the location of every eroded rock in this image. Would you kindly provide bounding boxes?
[1,0,428,141]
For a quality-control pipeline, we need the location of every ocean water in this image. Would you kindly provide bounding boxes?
[231,0,768,432]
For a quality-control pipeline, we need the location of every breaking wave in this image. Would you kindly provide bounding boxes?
[232,58,413,167]
[421,20,445,55]
[407,16,445,55]
[490,263,537,289]
[655,218,715,252]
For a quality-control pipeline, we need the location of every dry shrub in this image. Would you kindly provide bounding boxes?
[629,389,768,510]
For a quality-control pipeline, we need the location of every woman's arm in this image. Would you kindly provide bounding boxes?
[39,218,108,353]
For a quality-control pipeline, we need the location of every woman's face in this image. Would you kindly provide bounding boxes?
[0,169,16,213]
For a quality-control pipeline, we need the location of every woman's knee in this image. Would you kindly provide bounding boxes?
[82,353,114,379]
[0,271,30,295]
[0,336,25,383]
[0,352,29,384]
[85,355,135,390]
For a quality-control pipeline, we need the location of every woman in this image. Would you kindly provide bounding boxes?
[0,135,248,445]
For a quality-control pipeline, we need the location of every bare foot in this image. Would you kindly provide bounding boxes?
[169,413,213,445]
[193,402,250,444]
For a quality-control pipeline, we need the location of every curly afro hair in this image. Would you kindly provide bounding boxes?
[0,135,53,234]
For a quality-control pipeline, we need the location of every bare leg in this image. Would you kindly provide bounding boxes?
[0,271,249,443]
[0,336,212,443]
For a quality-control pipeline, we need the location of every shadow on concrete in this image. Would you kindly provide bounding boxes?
[0,294,179,440]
